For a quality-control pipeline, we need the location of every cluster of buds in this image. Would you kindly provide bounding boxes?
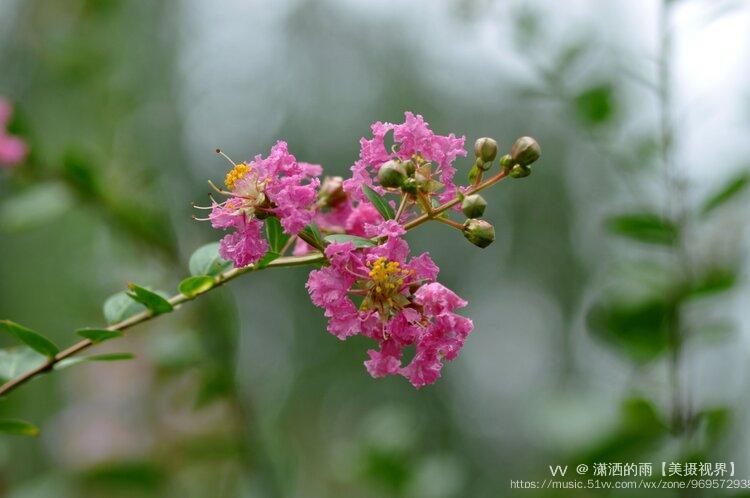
[459,136,541,249]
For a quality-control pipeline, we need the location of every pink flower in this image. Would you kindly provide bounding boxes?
[201,141,320,267]
[343,112,467,206]
[0,98,28,169]
[305,222,473,388]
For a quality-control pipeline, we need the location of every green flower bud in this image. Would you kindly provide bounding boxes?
[401,177,418,195]
[499,154,513,170]
[318,176,347,207]
[463,219,495,248]
[403,159,416,176]
[461,194,487,218]
[377,160,407,188]
[476,158,492,172]
[474,137,498,163]
[509,164,531,178]
[510,136,541,166]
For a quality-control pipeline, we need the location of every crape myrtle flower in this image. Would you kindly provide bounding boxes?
[305,219,473,388]
[343,111,467,207]
[0,98,28,168]
[197,141,321,267]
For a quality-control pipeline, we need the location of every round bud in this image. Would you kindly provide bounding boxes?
[403,159,416,176]
[462,219,495,248]
[499,154,513,170]
[461,194,487,218]
[474,137,498,163]
[401,177,418,195]
[318,176,347,207]
[510,136,541,166]
[509,164,531,178]
[377,160,407,188]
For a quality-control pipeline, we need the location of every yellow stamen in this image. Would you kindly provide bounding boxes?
[225,163,251,190]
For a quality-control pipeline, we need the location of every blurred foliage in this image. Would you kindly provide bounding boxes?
[0,0,748,497]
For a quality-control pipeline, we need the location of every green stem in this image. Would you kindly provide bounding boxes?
[0,252,325,398]
[0,166,512,399]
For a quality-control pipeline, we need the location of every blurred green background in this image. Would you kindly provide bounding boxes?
[1,0,749,496]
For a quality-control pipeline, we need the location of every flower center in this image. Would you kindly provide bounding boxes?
[225,163,251,190]
[359,257,411,316]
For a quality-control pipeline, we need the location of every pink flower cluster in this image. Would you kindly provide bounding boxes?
[306,221,473,388]
[202,113,476,387]
[344,111,467,205]
[208,141,320,267]
[0,98,28,168]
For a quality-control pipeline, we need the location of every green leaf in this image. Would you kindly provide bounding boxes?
[299,223,326,252]
[0,320,59,357]
[0,419,39,437]
[55,353,135,370]
[587,295,673,363]
[264,216,290,253]
[0,347,47,382]
[363,185,395,220]
[700,170,750,215]
[178,276,215,298]
[324,234,376,247]
[103,292,146,325]
[189,242,232,277]
[688,267,738,299]
[0,182,73,232]
[255,251,281,270]
[126,284,173,315]
[574,83,616,126]
[76,328,123,344]
[605,212,679,246]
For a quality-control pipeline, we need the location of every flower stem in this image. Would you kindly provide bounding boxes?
[433,216,464,231]
[0,252,325,398]
[403,168,508,231]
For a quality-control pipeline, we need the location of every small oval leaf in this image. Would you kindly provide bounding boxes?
[126,284,173,315]
[189,242,232,277]
[103,292,146,325]
[324,234,376,247]
[0,347,47,383]
[178,276,215,298]
[0,419,39,437]
[0,320,59,357]
[362,185,394,220]
[265,217,290,253]
[76,328,123,344]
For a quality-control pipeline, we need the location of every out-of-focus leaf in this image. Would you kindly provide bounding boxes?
[0,182,73,232]
[574,84,615,126]
[265,216,290,253]
[103,292,146,325]
[688,267,738,298]
[189,242,232,277]
[363,185,395,220]
[698,407,731,444]
[0,347,46,382]
[363,449,412,494]
[605,212,679,246]
[0,320,59,357]
[579,397,666,464]
[126,284,173,315]
[76,328,123,344]
[0,419,39,437]
[62,150,102,199]
[178,276,215,298]
[587,295,673,362]
[79,460,165,491]
[324,234,376,247]
[55,353,134,370]
[700,170,750,215]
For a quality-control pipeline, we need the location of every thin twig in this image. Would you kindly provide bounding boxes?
[0,252,325,397]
